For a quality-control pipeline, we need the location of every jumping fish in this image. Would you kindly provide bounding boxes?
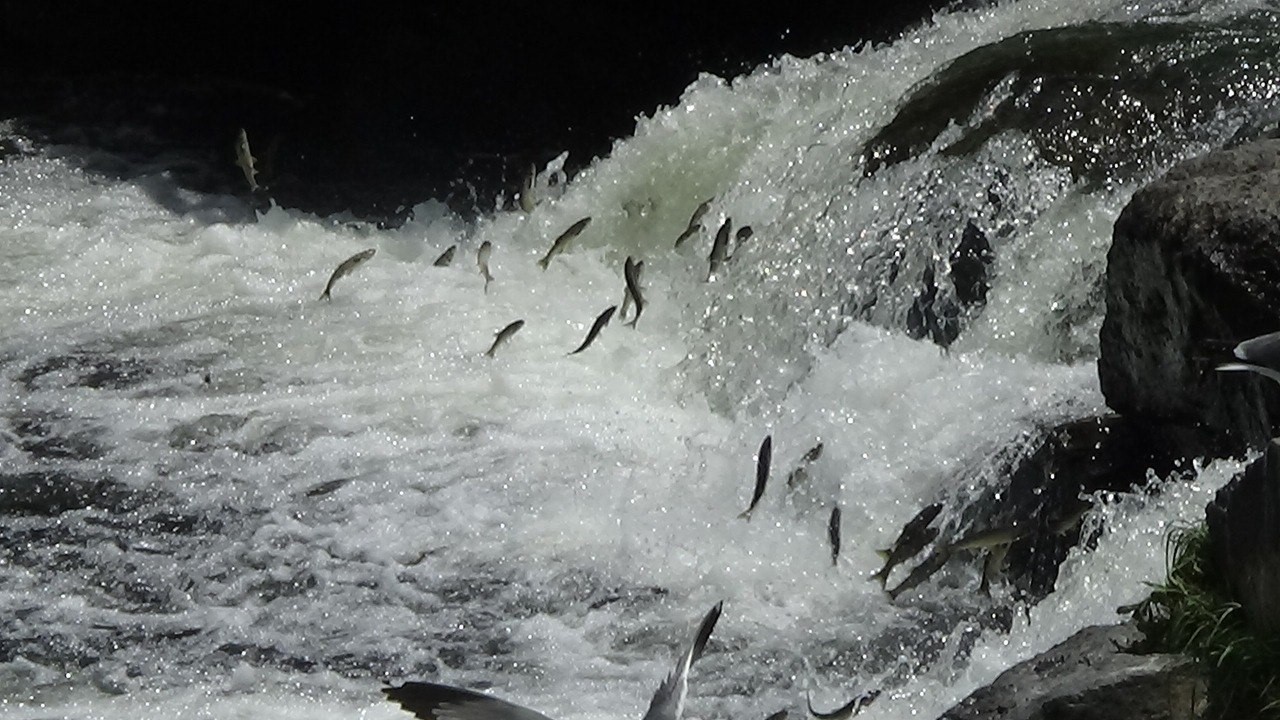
[235,128,258,191]
[1048,497,1095,536]
[319,248,376,301]
[869,502,943,588]
[569,306,617,355]
[806,690,881,719]
[432,245,457,267]
[383,602,724,720]
[485,320,525,358]
[979,542,1011,596]
[887,547,951,600]
[538,217,592,270]
[477,241,494,292]
[947,525,1024,553]
[828,504,842,566]
[620,259,644,321]
[623,255,645,328]
[785,442,825,489]
[738,435,773,520]
[519,164,538,213]
[707,217,732,280]
[674,197,714,249]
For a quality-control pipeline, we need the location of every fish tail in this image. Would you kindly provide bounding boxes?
[537,257,550,270]
[319,290,331,301]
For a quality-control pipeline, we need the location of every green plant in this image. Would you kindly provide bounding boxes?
[1129,523,1280,718]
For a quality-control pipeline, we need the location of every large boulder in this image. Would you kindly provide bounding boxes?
[1205,439,1280,633]
[940,624,1205,720]
[1098,139,1280,452]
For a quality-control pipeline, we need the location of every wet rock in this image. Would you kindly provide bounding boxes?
[18,353,153,391]
[887,415,1203,603]
[939,624,1205,720]
[10,410,107,461]
[950,220,993,308]
[860,21,1269,184]
[1098,138,1280,453]
[0,472,142,516]
[1205,439,1280,633]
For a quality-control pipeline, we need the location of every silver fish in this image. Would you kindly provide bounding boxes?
[979,542,1011,595]
[235,128,258,191]
[1048,498,1095,536]
[538,217,592,270]
[432,245,457,267]
[828,504,842,566]
[947,525,1024,553]
[887,547,951,600]
[806,690,881,719]
[869,502,943,588]
[707,217,732,280]
[478,241,494,292]
[485,320,525,358]
[623,256,645,328]
[674,197,713,249]
[383,602,723,720]
[620,259,644,320]
[519,164,537,213]
[569,306,617,355]
[319,247,377,301]
[738,435,772,520]
[785,442,825,489]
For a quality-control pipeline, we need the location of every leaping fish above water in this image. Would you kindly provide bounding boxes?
[828,504,842,566]
[707,217,732,280]
[519,163,538,213]
[785,442,825,489]
[235,128,258,192]
[383,602,724,720]
[869,502,943,588]
[806,689,882,719]
[1216,330,1280,384]
[739,434,772,520]
[674,197,714,249]
[538,217,592,270]
[569,306,617,355]
[319,247,376,301]
[477,241,495,292]
[432,245,457,267]
[485,320,525,358]
[623,256,645,328]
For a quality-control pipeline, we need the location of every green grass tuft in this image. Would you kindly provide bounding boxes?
[1129,523,1280,718]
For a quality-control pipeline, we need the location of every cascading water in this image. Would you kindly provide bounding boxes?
[1,1,1277,718]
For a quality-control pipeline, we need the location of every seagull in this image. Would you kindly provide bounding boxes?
[1217,330,1280,384]
[383,602,724,720]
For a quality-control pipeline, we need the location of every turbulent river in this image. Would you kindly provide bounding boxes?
[3,0,1278,718]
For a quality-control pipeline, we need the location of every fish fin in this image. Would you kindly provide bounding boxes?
[319,290,331,301]
[537,257,550,270]
[875,549,891,560]
[738,509,753,521]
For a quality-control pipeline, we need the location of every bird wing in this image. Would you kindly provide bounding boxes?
[384,682,559,720]
[1235,331,1280,364]
[1217,362,1280,385]
[640,602,723,720]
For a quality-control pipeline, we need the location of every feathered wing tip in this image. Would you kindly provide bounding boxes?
[1217,362,1280,385]
[687,601,723,668]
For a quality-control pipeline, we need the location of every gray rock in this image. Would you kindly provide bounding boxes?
[1098,139,1280,452]
[940,624,1205,720]
[1206,439,1280,633]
